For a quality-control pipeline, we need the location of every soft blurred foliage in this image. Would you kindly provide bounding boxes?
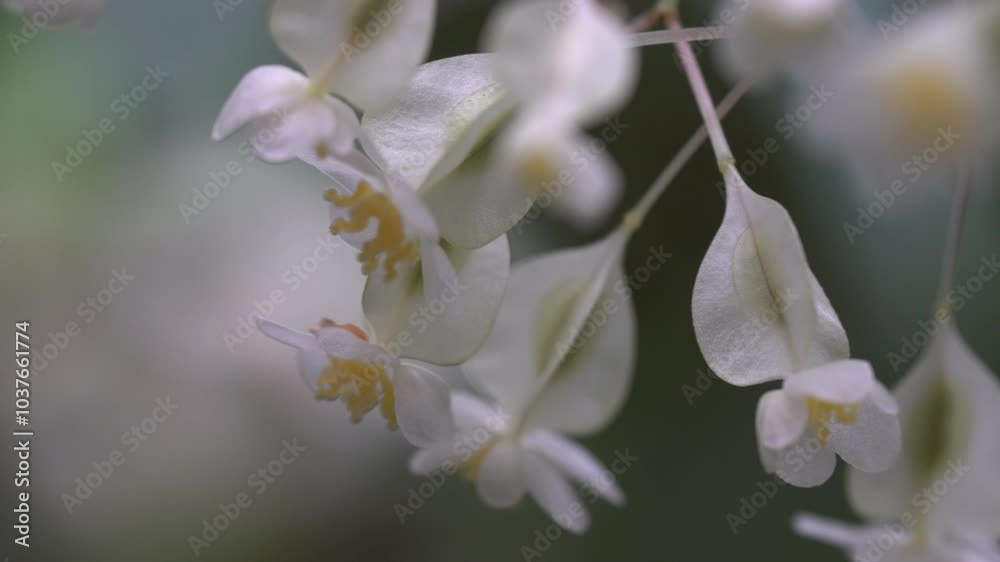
[1,0,998,560]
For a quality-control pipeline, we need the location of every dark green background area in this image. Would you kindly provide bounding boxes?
[1,0,997,560]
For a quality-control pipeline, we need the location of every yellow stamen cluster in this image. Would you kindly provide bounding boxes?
[806,398,859,445]
[325,181,419,282]
[311,319,397,429]
[516,149,557,189]
[882,65,970,149]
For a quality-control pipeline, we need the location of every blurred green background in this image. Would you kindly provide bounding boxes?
[1,0,998,560]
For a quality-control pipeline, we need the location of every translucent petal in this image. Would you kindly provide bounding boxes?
[393,363,455,447]
[523,451,590,534]
[211,65,309,142]
[756,389,808,451]
[476,441,526,508]
[692,167,849,386]
[522,430,624,506]
[362,236,510,365]
[782,359,875,404]
[829,387,901,473]
[767,430,838,487]
[463,229,635,435]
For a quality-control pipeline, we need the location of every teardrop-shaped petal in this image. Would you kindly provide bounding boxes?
[766,431,838,487]
[249,96,360,163]
[258,319,331,393]
[463,228,636,435]
[848,325,1000,537]
[393,362,455,447]
[361,54,514,190]
[362,236,510,365]
[484,0,637,125]
[211,65,310,143]
[692,166,849,386]
[522,430,624,506]
[523,450,590,534]
[269,0,436,112]
[756,389,808,451]
[476,441,527,508]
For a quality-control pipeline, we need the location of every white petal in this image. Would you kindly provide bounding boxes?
[782,359,875,404]
[393,363,455,447]
[693,167,849,386]
[314,325,385,364]
[756,389,808,451]
[475,441,526,508]
[451,391,509,434]
[362,236,509,365]
[250,97,360,163]
[829,385,901,473]
[792,513,869,552]
[485,0,637,124]
[522,430,624,506]
[269,0,436,112]
[419,240,459,312]
[462,228,635,434]
[545,137,623,229]
[258,319,317,350]
[768,431,838,487]
[523,451,590,534]
[211,65,309,142]
[361,53,511,189]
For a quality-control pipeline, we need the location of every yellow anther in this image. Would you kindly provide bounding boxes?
[807,398,859,445]
[311,318,397,429]
[516,149,557,188]
[314,142,330,160]
[325,181,420,282]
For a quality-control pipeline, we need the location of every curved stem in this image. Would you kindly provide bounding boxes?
[626,78,753,227]
[935,158,973,315]
[668,14,734,162]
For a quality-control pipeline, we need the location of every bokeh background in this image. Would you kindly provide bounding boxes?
[1,0,998,560]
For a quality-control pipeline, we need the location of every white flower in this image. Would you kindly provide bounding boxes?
[408,224,637,531]
[410,392,625,534]
[693,162,900,486]
[848,325,1000,539]
[793,325,1000,560]
[258,318,453,448]
[4,0,105,26]
[211,0,436,162]
[719,0,852,82]
[757,359,900,487]
[314,141,512,365]
[481,0,638,227]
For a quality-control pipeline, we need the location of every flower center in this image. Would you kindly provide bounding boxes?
[882,64,970,149]
[516,149,557,188]
[806,398,859,445]
[460,438,499,480]
[311,318,397,429]
[325,181,420,282]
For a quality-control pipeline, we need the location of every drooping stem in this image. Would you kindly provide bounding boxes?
[629,26,731,47]
[667,14,734,162]
[626,78,753,227]
[934,158,973,315]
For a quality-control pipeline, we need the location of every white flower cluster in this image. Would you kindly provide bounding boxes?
[190,0,1000,546]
